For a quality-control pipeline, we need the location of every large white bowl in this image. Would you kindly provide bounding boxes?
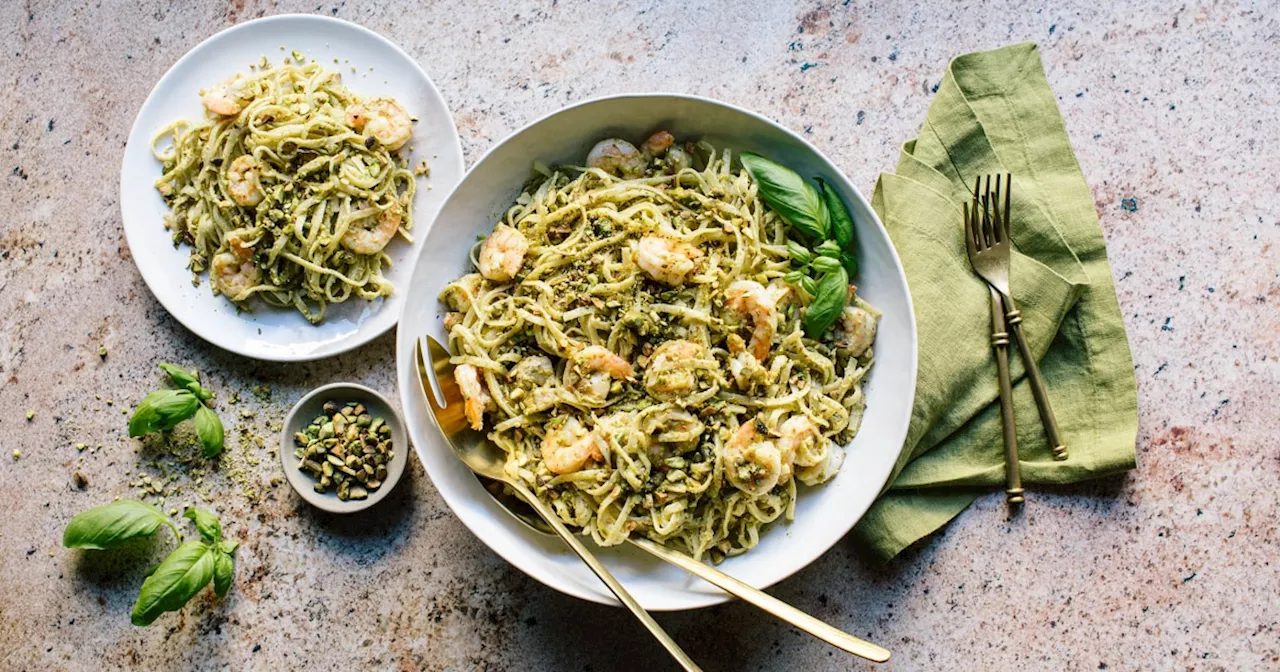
[120,14,464,361]
[396,94,917,610]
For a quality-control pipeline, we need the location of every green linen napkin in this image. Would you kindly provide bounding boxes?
[852,42,1138,561]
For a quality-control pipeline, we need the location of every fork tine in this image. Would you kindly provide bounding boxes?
[988,175,998,243]
[982,175,994,249]
[963,201,977,259]
[1002,173,1013,242]
[970,177,982,250]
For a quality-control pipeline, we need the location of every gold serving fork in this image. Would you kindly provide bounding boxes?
[964,175,1068,462]
[964,177,1023,504]
[414,335,891,664]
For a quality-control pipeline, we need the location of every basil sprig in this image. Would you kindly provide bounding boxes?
[62,499,179,550]
[128,363,225,457]
[742,153,862,338]
[804,266,850,338]
[63,501,237,626]
[741,152,829,241]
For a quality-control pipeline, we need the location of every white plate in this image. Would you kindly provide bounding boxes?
[396,94,918,610]
[120,14,463,361]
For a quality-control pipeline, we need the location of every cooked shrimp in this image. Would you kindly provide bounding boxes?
[226,155,264,207]
[541,416,602,475]
[725,280,786,361]
[342,201,402,255]
[636,235,702,286]
[345,98,413,151]
[643,340,704,399]
[564,344,633,406]
[796,446,845,486]
[210,249,260,301]
[640,130,675,156]
[722,421,783,497]
[574,345,634,379]
[453,364,492,431]
[585,138,647,178]
[477,225,529,282]
[833,305,878,356]
[510,354,555,389]
[202,77,247,116]
[665,145,693,174]
[779,416,825,470]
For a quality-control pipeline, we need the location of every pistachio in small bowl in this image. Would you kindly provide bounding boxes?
[280,383,408,513]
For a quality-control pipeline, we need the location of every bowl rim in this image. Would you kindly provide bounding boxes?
[279,381,409,513]
[118,13,464,362]
[397,91,918,608]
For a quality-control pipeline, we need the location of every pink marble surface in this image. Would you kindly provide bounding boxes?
[0,1,1275,670]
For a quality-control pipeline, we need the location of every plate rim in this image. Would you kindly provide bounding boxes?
[396,91,919,610]
[119,13,464,362]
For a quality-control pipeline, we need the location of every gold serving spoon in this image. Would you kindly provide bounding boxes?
[416,335,890,664]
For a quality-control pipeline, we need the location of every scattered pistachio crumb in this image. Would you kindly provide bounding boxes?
[168,508,178,516]
[26,410,34,421]
[106,399,113,406]
[98,345,107,358]
[12,450,19,460]
[75,443,87,451]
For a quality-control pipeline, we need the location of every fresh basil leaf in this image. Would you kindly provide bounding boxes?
[741,153,827,241]
[811,256,842,274]
[131,541,217,626]
[193,405,225,458]
[819,179,857,271]
[159,363,213,401]
[158,363,198,391]
[804,266,850,338]
[218,539,239,554]
[785,240,813,266]
[819,179,855,248]
[183,507,221,544]
[128,389,200,438]
[840,250,858,277]
[783,269,805,284]
[799,276,818,296]
[213,551,235,598]
[815,239,842,258]
[63,499,178,550]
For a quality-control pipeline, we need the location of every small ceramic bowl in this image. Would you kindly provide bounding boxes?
[280,383,409,513]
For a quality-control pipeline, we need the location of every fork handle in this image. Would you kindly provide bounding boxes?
[1003,303,1069,461]
[990,288,1024,505]
[508,480,701,672]
[629,538,891,663]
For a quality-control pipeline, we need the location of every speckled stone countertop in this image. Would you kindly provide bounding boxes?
[1,1,1276,670]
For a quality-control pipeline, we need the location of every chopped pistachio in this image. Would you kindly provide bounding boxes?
[25,410,34,421]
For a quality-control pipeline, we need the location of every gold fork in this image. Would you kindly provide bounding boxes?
[965,178,1024,504]
[965,175,1068,461]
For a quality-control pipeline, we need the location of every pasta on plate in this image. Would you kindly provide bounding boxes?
[153,57,418,323]
[440,132,879,563]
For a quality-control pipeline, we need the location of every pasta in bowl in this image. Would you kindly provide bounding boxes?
[396,93,916,610]
[438,132,879,563]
